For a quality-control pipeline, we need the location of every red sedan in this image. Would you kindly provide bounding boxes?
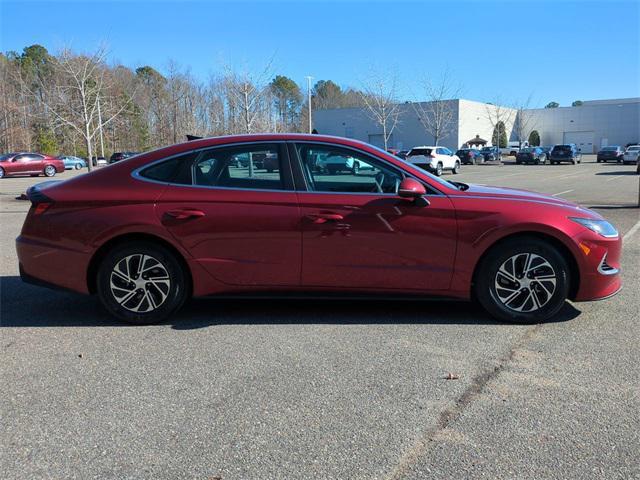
[16,134,621,324]
[0,152,65,178]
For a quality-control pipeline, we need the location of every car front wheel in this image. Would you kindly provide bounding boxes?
[0,167,4,179]
[475,237,569,323]
[97,242,189,324]
[435,162,443,176]
[44,165,57,177]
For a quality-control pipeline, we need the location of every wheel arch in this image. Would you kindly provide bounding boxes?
[470,231,580,301]
[87,232,193,295]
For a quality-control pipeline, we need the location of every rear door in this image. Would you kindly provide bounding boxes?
[291,142,457,292]
[151,142,302,287]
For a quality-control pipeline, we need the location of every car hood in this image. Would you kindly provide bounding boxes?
[460,183,593,211]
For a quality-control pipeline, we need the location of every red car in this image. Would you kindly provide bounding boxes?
[0,152,65,179]
[16,134,621,324]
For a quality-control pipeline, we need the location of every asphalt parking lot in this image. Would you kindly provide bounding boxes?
[1,156,639,479]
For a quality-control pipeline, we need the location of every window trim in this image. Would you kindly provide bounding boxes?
[288,141,445,196]
[132,141,296,193]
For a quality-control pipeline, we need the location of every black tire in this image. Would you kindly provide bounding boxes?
[74,163,82,170]
[597,159,601,163]
[475,237,570,324]
[452,160,460,174]
[435,162,443,176]
[44,165,57,177]
[0,167,4,179]
[96,241,189,324]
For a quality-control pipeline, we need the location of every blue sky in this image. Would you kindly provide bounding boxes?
[1,0,638,107]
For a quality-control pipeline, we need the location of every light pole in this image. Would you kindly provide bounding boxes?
[305,76,313,133]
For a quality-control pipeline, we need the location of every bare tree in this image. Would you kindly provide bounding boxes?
[485,96,516,152]
[512,94,535,146]
[359,71,401,150]
[23,46,134,170]
[412,70,461,146]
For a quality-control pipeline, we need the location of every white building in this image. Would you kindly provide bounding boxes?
[313,97,640,153]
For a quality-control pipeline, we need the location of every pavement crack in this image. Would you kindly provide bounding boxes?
[384,323,543,480]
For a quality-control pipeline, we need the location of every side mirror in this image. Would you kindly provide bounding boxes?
[398,178,427,199]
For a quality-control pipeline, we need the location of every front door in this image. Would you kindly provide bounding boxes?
[154,142,301,287]
[292,143,457,292]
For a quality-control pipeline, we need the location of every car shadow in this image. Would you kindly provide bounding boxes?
[0,275,581,329]
[595,171,638,176]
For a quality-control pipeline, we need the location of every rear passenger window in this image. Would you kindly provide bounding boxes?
[194,145,285,190]
[139,152,195,184]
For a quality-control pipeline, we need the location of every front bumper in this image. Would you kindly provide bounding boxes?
[572,230,622,302]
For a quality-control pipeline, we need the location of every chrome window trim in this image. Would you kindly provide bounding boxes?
[131,140,294,193]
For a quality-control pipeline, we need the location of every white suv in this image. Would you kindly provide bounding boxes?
[623,145,640,165]
[405,146,461,176]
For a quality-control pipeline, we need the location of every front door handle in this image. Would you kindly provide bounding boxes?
[305,213,344,224]
[165,209,206,220]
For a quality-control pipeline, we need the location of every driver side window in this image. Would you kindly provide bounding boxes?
[295,144,403,194]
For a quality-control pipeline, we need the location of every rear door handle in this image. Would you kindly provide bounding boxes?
[165,209,206,220]
[305,213,344,224]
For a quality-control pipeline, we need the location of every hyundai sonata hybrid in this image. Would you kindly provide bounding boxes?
[16,134,621,324]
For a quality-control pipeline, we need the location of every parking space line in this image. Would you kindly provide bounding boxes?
[605,175,623,182]
[552,190,574,197]
[623,219,640,242]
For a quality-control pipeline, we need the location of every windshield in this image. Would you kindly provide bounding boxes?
[627,146,640,151]
[481,147,492,152]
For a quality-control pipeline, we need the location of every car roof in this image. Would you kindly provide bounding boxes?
[410,146,438,149]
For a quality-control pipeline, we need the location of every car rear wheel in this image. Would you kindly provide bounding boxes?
[435,162,443,176]
[74,163,82,170]
[452,160,460,174]
[97,242,189,324]
[44,165,57,177]
[475,237,569,324]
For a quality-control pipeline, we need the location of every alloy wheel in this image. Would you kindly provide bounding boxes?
[44,165,56,177]
[109,254,171,313]
[494,253,557,312]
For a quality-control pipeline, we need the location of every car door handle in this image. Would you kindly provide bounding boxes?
[165,209,206,220]
[305,213,344,224]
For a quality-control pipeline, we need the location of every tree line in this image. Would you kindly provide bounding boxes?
[0,44,372,166]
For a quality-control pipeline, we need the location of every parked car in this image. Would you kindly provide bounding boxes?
[57,155,87,170]
[92,156,107,167]
[480,146,502,162]
[549,144,582,164]
[0,152,65,179]
[109,152,139,164]
[622,145,640,165]
[406,146,461,176]
[596,146,625,163]
[16,134,621,325]
[317,152,371,174]
[540,146,554,159]
[397,150,409,160]
[516,147,547,165]
[456,148,485,165]
[500,142,527,157]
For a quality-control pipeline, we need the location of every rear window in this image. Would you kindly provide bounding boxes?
[408,148,432,156]
[520,147,534,153]
[601,146,618,151]
[553,145,572,152]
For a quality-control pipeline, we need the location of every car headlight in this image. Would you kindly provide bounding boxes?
[569,217,618,238]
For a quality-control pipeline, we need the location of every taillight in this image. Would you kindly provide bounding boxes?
[33,202,53,215]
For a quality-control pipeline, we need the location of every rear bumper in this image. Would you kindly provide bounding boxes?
[16,235,91,294]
